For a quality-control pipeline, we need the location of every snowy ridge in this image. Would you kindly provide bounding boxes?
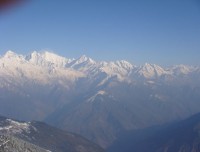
[0,51,85,86]
[0,50,198,85]
[3,51,25,61]
[0,119,30,135]
[134,63,167,79]
[26,51,71,68]
[170,64,196,75]
[0,116,105,152]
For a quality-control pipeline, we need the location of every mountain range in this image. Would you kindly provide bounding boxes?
[0,50,200,148]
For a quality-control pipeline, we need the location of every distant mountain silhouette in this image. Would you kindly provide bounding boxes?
[108,113,200,152]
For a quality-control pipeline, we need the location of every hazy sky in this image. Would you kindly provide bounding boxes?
[0,0,200,65]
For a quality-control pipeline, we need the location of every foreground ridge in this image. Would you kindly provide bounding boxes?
[0,115,105,152]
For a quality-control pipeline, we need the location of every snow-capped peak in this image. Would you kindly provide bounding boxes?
[78,55,88,62]
[3,50,16,57]
[68,55,96,70]
[26,51,69,68]
[171,64,195,75]
[135,63,166,79]
[0,50,199,85]
[97,60,134,77]
[3,51,24,60]
[76,55,95,64]
[41,51,67,62]
[40,51,70,67]
[115,60,134,70]
[26,51,39,61]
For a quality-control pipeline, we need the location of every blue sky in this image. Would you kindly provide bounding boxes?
[0,0,200,66]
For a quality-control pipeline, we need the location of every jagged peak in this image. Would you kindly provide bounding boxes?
[3,50,25,61]
[135,63,166,78]
[41,51,63,58]
[115,60,134,69]
[26,51,70,67]
[79,54,88,60]
[142,63,164,70]
[74,55,96,64]
[172,64,193,69]
[143,63,156,67]
[4,50,19,58]
[25,51,40,60]
[41,51,69,62]
[171,64,195,75]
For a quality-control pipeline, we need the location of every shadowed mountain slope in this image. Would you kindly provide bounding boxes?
[108,113,200,152]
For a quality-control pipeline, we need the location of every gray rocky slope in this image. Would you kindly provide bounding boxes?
[0,135,48,152]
